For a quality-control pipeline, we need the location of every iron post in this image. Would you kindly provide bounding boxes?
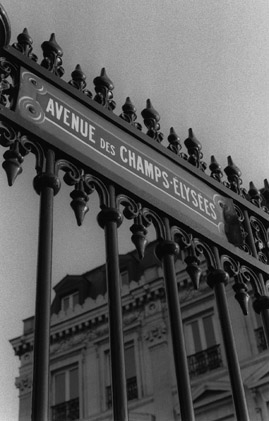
[97,185,128,421]
[208,247,250,421]
[155,218,195,421]
[31,148,60,421]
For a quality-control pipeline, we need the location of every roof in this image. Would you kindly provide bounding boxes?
[51,241,161,314]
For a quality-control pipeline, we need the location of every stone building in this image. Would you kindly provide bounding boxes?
[10,243,269,421]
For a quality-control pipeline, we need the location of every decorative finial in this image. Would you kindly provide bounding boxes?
[263,179,269,201]
[130,219,148,260]
[184,129,206,171]
[93,68,116,111]
[41,33,64,78]
[69,64,92,98]
[260,179,269,212]
[167,127,182,155]
[224,156,245,195]
[209,155,223,182]
[141,99,163,143]
[12,28,37,61]
[2,142,23,186]
[70,180,89,226]
[248,181,262,208]
[120,97,142,130]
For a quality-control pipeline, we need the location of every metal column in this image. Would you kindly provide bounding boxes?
[155,217,195,421]
[98,185,128,421]
[208,247,250,421]
[31,149,60,421]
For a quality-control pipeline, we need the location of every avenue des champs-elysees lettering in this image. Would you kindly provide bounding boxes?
[44,96,218,225]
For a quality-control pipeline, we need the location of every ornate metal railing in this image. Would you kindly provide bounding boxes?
[51,397,79,421]
[187,344,223,377]
[0,4,269,421]
[106,376,138,408]
[254,327,268,353]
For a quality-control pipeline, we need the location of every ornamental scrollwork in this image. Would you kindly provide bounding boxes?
[116,196,149,259]
[171,227,218,290]
[233,204,251,255]
[219,254,267,315]
[55,160,110,226]
[139,207,166,239]
[0,121,45,186]
[249,215,269,264]
[171,227,202,289]
[83,173,110,208]
[0,56,19,109]
[219,255,248,314]
[239,266,265,296]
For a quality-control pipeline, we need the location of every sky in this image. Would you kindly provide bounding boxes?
[1,1,269,420]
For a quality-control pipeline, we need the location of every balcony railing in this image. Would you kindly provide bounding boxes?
[51,397,79,421]
[106,376,138,408]
[255,327,268,353]
[187,344,223,377]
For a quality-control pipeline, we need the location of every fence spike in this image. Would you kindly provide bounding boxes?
[93,68,116,111]
[41,33,64,77]
[120,97,142,130]
[141,99,163,143]
[210,155,223,182]
[12,28,38,61]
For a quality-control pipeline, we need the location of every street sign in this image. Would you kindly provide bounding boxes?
[16,68,239,245]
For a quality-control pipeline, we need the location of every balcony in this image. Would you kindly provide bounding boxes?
[51,397,79,421]
[106,376,138,408]
[187,344,223,377]
[255,327,268,353]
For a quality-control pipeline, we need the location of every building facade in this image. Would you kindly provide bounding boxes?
[11,243,269,421]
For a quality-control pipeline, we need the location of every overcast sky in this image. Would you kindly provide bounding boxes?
[1,1,269,419]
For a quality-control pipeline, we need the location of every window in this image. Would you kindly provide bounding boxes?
[105,341,138,408]
[51,364,79,421]
[254,312,268,352]
[61,291,79,312]
[120,269,129,286]
[184,313,222,376]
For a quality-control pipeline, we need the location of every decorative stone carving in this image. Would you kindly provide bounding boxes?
[21,351,33,366]
[123,311,141,326]
[15,374,32,395]
[144,323,167,347]
[50,331,94,354]
[145,300,162,317]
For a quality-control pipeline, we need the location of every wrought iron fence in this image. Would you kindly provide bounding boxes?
[0,4,269,421]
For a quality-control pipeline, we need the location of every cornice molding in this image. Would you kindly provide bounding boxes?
[11,276,165,356]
